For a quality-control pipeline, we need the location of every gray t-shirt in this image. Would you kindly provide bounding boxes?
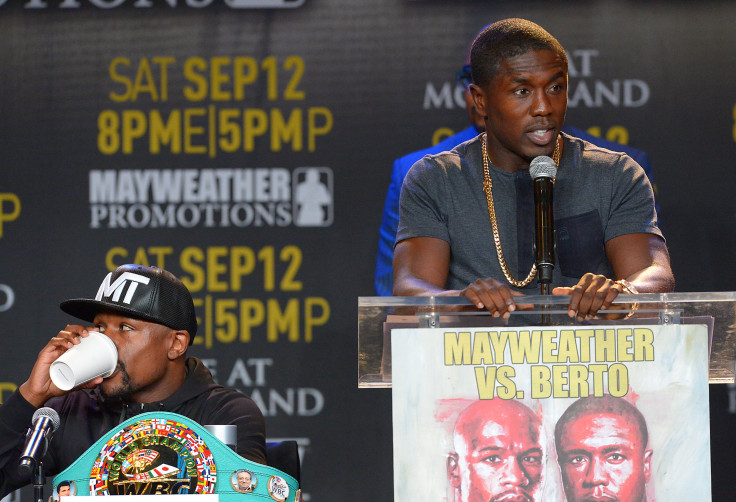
[396,133,662,292]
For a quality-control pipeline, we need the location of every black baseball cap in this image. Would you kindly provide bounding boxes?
[60,264,198,343]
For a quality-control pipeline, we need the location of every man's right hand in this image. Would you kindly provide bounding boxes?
[394,238,526,318]
[18,326,102,407]
[461,278,519,318]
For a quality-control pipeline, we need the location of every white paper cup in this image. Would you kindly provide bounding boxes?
[49,331,118,391]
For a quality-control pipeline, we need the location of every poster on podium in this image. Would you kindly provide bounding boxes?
[391,324,711,502]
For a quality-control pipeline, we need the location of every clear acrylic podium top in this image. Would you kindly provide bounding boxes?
[358,292,736,387]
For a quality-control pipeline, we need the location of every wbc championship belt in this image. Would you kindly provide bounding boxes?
[52,412,300,502]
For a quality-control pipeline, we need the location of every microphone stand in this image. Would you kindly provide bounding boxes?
[32,460,45,502]
[532,174,554,325]
[539,275,551,325]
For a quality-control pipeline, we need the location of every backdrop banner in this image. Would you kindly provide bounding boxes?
[1,1,735,500]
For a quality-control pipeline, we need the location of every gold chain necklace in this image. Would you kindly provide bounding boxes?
[481,133,561,287]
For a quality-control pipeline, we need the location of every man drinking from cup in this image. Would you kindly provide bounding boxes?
[0,264,266,498]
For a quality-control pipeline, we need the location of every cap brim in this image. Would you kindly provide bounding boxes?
[60,299,170,330]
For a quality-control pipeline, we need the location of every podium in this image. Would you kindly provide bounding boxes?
[361,293,727,501]
[358,291,736,387]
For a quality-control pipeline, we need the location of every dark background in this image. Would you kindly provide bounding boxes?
[1,1,735,500]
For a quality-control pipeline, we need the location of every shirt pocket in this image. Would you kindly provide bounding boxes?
[555,210,606,279]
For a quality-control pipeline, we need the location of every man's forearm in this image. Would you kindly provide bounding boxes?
[393,275,458,297]
[623,263,675,294]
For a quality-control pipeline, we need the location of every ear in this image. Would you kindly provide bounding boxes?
[468,83,488,120]
[464,89,486,132]
[642,449,653,481]
[447,452,461,489]
[167,330,190,360]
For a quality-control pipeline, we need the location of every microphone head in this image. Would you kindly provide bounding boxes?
[529,156,557,180]
[32,407,60,432]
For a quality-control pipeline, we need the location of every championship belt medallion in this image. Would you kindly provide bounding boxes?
[89,417,217,495]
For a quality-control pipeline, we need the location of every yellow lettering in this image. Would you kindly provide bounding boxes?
[633,328,654,361]
[283,56,305,100]
[0,193,21,238]
[475,366,497,399]
[234,57,258,100]
[147,247,173,269]
[304,297,329,343]
[180,247,205,292]
[576,329,594,363]
[215,299,238,343]
[122,110,147,154]
[594,329,617,362]
[230,247,256,291]
[109,57,133,102]
[243,108,268,151]
[473,366,516,400]
[105,247,128,270]
[267,298,299,342]
[98,110,120,154]
[557,330,580,363]
[218,108,241,152]
[308,107,332,152]
[183,108,206,154]
[206,246,229,292]
[0,382,18,404]
[183,57,208,101]
[150,110,182,154]
[132,58,159,101]
[432,127,454,146]
[530,365,552,399]
[445,332,471,365]
[210,57,232,101]
[567,365,589,398]
[271,108,302,152]
[508,330,540,364]
[608,363,629,397]
[617,328,634,362]
[541,330,558,363]
[261,56,278,100]
[471,332,493,365]
[488,331,509,364]
[495,366,517,399]
[552,365,569,398]
[132,247,151,266]
[588,364,609,396]
[279,246,303,291]
[605,125,629,145]
[239,299,265,342]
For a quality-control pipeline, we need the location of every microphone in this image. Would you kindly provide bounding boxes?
[529,156,557,289]
[18,407,60,478]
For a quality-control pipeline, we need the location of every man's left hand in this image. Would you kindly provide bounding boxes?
[552,273,624,321]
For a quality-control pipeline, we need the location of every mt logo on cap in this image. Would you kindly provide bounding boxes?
[96,271,151,305]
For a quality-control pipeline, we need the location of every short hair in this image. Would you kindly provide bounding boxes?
[454,398,541,446]
[554,395,649,454]
[470,18,568,88]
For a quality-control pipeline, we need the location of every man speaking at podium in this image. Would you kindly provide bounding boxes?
[393,18,674,317]
[0,264,266,497]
